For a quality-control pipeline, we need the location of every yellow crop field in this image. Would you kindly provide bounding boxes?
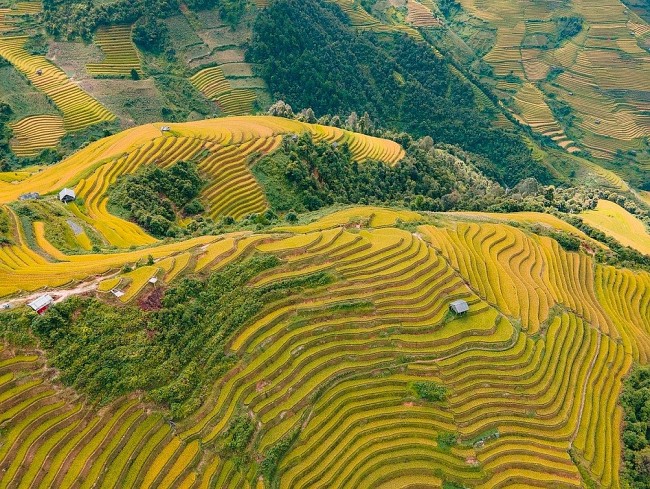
[0,119,646,487]
[86,24,143,78]
[9,115,66,157]
[440,211,589,240]
[0,165,43,183]
[190,66,258,116]
[97,276,121,292]
[581,199,650,255]
[0,36,115,131]
[0,206,638,487]
[0,2,40,34]
[406,0,441,27]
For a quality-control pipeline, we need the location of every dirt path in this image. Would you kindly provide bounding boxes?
[2,272,119,310]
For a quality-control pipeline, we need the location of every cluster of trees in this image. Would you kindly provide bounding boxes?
[0,102,13,170]
[620,365,650,488]
[42,0,178,40]
[565,216,650,271]
[247,0,553,187]
[223,413,256,469]
[412,381,448,402]
[108,161,204,238]
[252,133,460,213]
[555,16,584,43]
[132,16,169,53]
[0,206,11,245]
[438,0,461,18]
[43,0,246,41]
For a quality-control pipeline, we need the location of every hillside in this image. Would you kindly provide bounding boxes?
[0,0,647,193]
[0,0,650,487]
[0,199,649,487]
[0,116,647,487]
[406,0,650,187]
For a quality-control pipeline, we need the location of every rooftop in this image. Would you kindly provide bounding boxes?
[27,294,53,311]
[450,299,469,313]
[58,188,76,201]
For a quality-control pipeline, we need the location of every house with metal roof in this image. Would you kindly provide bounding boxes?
[449,299,469,315]
[58,188,76,203]
[27,295,53,314]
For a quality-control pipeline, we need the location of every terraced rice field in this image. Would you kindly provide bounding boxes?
[0,117,404,293]
[9,115,66,156]
[329,0,423,40]
[406,0,442,27]
[456,0,650,168]
[0,2,40,35]
[190,66,257,116]
[0,116,404,248]
[0,205,648,488]
[512,83,579,152]
[444,210,597,242]
[581,199,650,255]
[85,25,143,78]
[0,36,115,131]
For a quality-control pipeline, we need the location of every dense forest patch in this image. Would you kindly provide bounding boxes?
[107,160,204,238]
[621,364,650,487]
[247,0,553,186]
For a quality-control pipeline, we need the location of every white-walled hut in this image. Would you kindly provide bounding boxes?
[27,295,53,315]
[449,299,469,315]
[58,188,76,203]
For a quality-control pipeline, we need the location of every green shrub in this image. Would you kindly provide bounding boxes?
[223,413,255,453]
[437,431,458,451]
[412,381,448,402]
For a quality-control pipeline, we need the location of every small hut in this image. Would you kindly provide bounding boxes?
[27,295,53,314]
[449,299,469,315]
[160,126,171,132]
[58,188,76,203]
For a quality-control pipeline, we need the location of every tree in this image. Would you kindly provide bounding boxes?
[345,112,359,132]
[267,100,294,118]
[412,381,448,402]
[298,108,316,123]
[130,68,140,80]
[132,16,169,53]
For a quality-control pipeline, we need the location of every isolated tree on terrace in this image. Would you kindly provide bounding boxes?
[268,100,294,118]
[297,108,316,123]
[358,112,374,135]
[346,111,359,132]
